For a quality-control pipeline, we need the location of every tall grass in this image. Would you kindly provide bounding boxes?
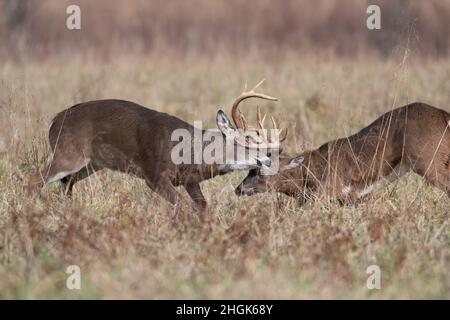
[0,54,448,298]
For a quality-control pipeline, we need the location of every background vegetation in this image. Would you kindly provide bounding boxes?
[0,0,448,299]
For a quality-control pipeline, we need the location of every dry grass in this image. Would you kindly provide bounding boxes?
[0,54,449,299]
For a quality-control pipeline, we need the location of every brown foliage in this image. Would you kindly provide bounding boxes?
[1,0,450,60]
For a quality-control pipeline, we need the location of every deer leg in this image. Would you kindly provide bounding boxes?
[60,165,99,197]
[60,176,74,196]
[422,170,450,197]
[26,156,90,197]
[144,174,193,211]
[353,163,410,200]
[185,183,207,211]
[412,158,450,197]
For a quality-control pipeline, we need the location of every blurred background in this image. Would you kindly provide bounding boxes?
[1,0,450,61]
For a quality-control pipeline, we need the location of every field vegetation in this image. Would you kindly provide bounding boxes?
[0,0,449,299]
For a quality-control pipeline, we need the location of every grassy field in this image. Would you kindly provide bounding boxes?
[0,54,449,299]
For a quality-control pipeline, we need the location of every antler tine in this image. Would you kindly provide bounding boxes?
[260,113,266,127]
[269,115,288,146]
[270,115,278,129]
[231,79,278,131]
[257,105,265,129]
[250,78,266,93]
[247,79,277,101]
[279,127,288,143]
[257,105,261,125]
[240,113,248,132]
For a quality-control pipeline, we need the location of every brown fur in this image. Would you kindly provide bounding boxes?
[27,99,254,211]
[236,102,450,203]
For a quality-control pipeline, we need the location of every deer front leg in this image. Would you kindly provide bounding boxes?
[60,165,99,197]
[144,173,194,216]
[185,183,207,212]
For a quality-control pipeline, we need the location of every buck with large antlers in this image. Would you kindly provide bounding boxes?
[236,102,450,203]
[27,80,285,211]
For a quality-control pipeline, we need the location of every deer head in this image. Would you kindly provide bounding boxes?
[235,154,305,196]
[215,79,288,171]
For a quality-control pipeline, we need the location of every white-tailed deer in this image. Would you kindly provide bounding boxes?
[236,103,450,204]
[27,81,284,211]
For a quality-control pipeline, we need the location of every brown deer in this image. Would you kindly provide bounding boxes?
[235,102,450,204]
[27,80,285,211]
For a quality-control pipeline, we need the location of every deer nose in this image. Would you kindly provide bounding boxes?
[235,184,255,196]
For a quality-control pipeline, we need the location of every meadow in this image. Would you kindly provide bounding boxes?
[0,53,449,299]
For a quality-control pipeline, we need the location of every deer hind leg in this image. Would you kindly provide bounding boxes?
[352,163,410,201]
[26,156,90,197]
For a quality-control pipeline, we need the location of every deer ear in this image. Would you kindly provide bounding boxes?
[284,155,304,170]
[216,110,235,135]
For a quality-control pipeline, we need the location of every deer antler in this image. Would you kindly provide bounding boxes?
[230,79,288,149]
[231,79,277,130]
[255,105,288,146]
